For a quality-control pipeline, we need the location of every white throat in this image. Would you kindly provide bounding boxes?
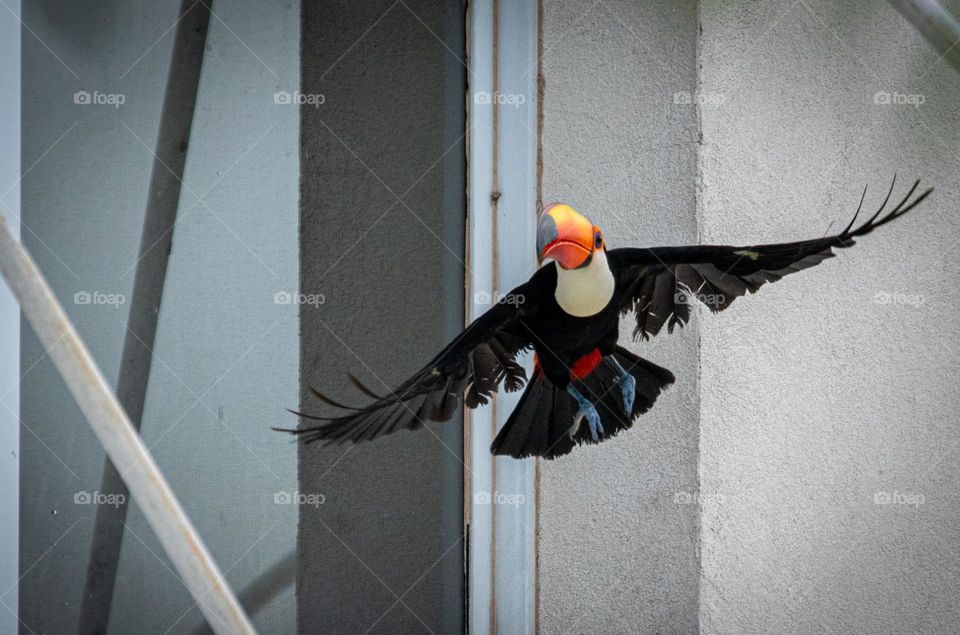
[553,249,615,317]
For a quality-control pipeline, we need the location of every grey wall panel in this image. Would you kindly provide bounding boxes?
[298,1,466,632]
[698,1,960,633]
[538,1,701,632]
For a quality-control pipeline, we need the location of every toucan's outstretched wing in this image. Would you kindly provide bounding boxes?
[278,275,547,444]
[608,178,932,341]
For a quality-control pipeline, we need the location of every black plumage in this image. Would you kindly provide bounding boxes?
[491,346,675,458]
[278,178,932,459]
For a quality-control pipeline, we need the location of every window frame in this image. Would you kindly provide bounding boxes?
[465,0,539,631]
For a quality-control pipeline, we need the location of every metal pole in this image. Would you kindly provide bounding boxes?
[0,216,257,635]
[190,552,296,635]
[888,0,960,73]
[79,0,212,630]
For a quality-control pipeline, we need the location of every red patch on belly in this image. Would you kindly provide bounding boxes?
[569,348,603,381]
[533,353,543,376]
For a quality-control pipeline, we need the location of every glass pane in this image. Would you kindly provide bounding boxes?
[18,0,466,633]
[19,1,299,633]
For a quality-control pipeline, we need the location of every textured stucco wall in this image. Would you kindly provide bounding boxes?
[698,1,960,633]
[298,1,465,632]
[540,0,960,632]
[538,1,702,632]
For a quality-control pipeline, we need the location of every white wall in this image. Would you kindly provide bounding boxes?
[539,1,960,632]
[0,1,21,632]
[539,1,701,631]
[698,1,960,632]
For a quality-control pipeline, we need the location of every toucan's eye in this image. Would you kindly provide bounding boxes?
[594,233,603,249]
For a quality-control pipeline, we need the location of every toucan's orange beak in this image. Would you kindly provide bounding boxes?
[537,203,597,270]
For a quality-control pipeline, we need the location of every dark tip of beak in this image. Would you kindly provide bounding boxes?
[536,213,558,258]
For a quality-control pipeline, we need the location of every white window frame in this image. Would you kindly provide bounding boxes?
[466,1,539,632]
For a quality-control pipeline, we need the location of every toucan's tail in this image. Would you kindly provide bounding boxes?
[490,346,675,459]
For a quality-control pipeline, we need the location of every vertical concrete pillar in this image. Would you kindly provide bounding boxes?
[298,1,466,632]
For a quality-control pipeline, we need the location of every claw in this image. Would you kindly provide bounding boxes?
[567,384,604,441]
[576,402,604,441]
[619,373,636,415]
[609,357,636,416]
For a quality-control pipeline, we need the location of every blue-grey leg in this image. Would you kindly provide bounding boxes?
[566,384,604,441]
[609,357,636,416]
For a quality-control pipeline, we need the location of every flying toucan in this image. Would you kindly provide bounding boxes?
[280,178,932,459]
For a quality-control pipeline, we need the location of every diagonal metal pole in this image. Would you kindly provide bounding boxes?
[0,216,256,635]
[78,1,211,631]
[888,0,960,73]
[190,552,296,635]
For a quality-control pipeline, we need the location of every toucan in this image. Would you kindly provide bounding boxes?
[280,178,932,459]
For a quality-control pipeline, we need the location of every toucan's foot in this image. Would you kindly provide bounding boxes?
[576,403,603,441]
[618,374,635,416]
[609,357,636,416]
[567,385,604,441]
